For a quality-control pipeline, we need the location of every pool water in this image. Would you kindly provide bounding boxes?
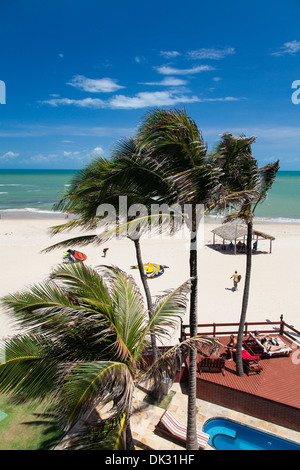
[0,411,7,422]
[203,418,300,450]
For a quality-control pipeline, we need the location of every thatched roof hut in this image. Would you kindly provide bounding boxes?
[211,222,275,254]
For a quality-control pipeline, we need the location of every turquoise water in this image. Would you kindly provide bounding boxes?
[0,170,299,221]
[254,171,300,221]
[204,418,300,450]
[0,411,7,422]
[0,170,77,212]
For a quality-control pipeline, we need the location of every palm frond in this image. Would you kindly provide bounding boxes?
[65,414,126,450]
[62,361,133,429]
[139,335,220,390]
[96,266,149,362]
[254,160,280,209]
[0,334,62,403]
[1,269,113,349]
[137,108,207,171]
[147,280,191,343]
[42,234,99,252]
[48,218,99,236]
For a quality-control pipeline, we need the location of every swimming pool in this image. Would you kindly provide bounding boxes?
[203,418,300,450]
[0,411,7,423]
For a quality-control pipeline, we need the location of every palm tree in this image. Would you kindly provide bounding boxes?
[216,133,279,376]
[136,108,222,449]
[0,262,217,449]
[45,140,174,366]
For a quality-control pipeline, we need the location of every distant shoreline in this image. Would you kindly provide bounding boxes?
[1,170,299,222]
[0,209,299,224]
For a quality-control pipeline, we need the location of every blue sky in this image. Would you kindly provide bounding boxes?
[1,0,300,170]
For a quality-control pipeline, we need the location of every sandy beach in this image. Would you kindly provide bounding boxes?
[0,215,300,343]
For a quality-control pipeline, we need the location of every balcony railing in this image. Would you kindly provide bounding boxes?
[180,315,300,347]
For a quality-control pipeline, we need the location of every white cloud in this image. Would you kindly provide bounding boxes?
[25,150,89,166]
[160,50,181,58]
[134,56,146,63]
[187,47,235,60]
[272,40,300,56]
[27,153,58,165]
[42,92,199,109]
[140,76,188,87]
[58,53,64,58]
[155,64,215,75]
[67,75,124,93]
[201,96,241,102]
[0,151,19,160]
[108,91,200,109]
[43,97,106,108]
[63,150,79,157]
[41,91,242,110]
[92,146,104,155]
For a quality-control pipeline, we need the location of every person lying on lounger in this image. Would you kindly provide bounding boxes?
[259,336,283,352]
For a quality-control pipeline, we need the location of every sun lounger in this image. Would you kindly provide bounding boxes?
[241,349,262,375]
[198,356,225,375]
[155,410,210,450]
[246,332,292,358]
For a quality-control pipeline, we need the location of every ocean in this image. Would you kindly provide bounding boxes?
[0,169,76,215]
[0,169,299,222]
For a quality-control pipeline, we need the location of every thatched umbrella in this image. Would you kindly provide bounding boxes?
[211,222,275,254]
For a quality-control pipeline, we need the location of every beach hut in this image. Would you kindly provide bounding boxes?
[211,222,275,254]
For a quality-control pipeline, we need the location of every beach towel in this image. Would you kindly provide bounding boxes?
[242,350,259,360]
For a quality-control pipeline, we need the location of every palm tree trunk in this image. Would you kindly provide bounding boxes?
[133,237,163,401]
[186,216,198,450]
[125,417,135,450]
[236,220,253,376]
[133,237,158,363]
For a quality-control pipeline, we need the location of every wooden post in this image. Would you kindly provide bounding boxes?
[234,224,237,255]
[180,319,185,342]
[280,315,284,335]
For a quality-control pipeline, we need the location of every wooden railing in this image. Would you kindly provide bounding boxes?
[180,316,300,346]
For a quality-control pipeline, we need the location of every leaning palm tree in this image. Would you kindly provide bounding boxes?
[216,133,280,376]
[0,263,218,449]
[136,108,222,450]
[45,142,174,366]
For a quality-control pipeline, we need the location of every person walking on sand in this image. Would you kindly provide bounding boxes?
[103,247,109,258]
[230,270,240,291]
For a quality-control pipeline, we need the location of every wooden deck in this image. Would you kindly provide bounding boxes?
[190,335,300,431]
[196,335,299,407]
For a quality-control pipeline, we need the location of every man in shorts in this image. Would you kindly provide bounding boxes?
[230,270,240,291]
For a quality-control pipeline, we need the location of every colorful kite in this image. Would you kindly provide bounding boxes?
[131,262,168,279]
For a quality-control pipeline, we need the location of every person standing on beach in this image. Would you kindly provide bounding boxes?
[103,248,109,257]
[230,270,240,291]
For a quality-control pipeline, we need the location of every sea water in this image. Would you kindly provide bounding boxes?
[0,170,299,222]
[0,169,77,213]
